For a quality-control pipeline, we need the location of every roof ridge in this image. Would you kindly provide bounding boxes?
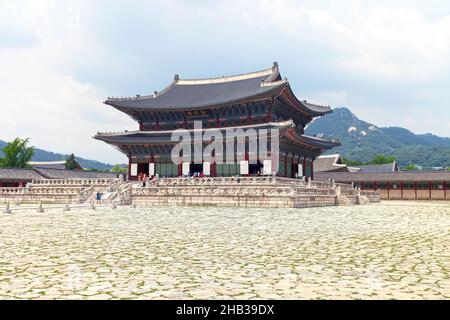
[176,65,277,85]
[105,63,279,102]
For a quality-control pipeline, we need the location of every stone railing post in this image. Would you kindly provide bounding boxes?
[336,185,341,196]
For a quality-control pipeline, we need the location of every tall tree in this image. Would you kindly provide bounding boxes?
[111,164,127,173]
[341,157,364,166]
[65,154,79,170]
[404,164,418,171]
[368,155,396,165]
[0,138,34,168]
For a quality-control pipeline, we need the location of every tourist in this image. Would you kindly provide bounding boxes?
[142,173,147,186]
[96,192,101,204]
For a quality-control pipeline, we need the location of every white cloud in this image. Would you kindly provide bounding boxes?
[254,0,450,81]
[1,0,449,167]
[0,1,134,164]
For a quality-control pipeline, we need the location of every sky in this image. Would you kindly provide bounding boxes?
[1,0,450,164]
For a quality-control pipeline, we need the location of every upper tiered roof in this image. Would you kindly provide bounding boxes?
[105,62,331,116]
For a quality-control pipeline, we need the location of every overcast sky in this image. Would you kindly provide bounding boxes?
[1,0,450,164]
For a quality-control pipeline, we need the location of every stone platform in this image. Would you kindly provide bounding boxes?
[0,176,379,208]
[132,177,380,208]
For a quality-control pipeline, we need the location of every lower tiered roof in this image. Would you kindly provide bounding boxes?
[95,120,340,153]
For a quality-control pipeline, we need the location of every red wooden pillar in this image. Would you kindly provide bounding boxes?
[302,158,306,178]
[284,155,288,178]
[361,182,365,191]
[429,182,432,200]
[374,182,378,191]
[310,160,314,181]
[247,108,253,125]
[211,162,217,177]
[178,163,182,176]
[400,182,404,199]
[444,182,447,200]
[387,182,390,199]
[128,156,132,181]
[291,157,296,178]
[414,182,418,200]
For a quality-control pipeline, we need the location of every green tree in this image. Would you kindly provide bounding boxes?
[0,138,34,168]
[65,154,79,170]
[404,164,418,171]
[368,155,396,165]
[341,157,364,166]
[111,164,127,173]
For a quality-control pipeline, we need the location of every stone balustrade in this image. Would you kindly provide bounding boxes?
[31,178,119,187]
[151,176,324,187]
[0,176,377,208]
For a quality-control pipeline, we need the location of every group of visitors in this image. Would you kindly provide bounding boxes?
[136,172,159,187]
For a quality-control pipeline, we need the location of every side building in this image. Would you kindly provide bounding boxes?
[95,63,340,179]
[314,154,450,200]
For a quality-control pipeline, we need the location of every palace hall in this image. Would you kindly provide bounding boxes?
[95,63,339,179]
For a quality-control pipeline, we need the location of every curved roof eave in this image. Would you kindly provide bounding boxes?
[281,85,332,117]
[104,82,287,112]
[286,129,341,151]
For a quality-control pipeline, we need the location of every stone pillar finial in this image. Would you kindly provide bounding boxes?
[3,202,11,214]
[37,201,44,213]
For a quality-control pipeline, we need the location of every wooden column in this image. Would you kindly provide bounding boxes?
[444,182,447,200]
[414,182,418,200]
[387,182,390,199]
[310,160,314,181]
[128,156,131,181]
[211,162,217,177]
[442,181,447,200]
[429,182,432,200]
[284,155,288,178]
[291,157,295,178]
[303,158,306,178]
[400,182,404,199]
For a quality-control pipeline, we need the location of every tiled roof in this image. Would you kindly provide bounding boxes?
[104,63,331,115]
[0,168,45,181]
[356,162,397,173]
[315,171,450,182]
[313,154,348,172]
[34,168,118,179]
[95,120,340,151]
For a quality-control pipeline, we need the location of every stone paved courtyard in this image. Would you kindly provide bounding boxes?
[0,201,449,300]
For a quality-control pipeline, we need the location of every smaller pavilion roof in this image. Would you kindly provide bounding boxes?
[34,168,118,180]
[313,154,349,172]
[0,168,45,182]
[29,160,67,170]
[355,162,398,173]
[314,171,450,183]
